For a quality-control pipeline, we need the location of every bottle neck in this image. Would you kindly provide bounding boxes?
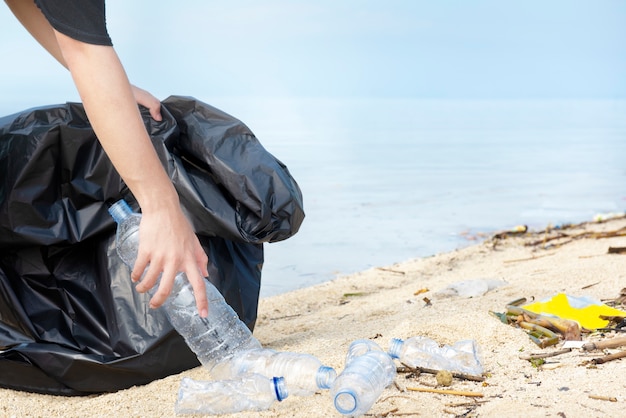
[108,199,134,224]
[388,338,404,359]
[316,366,337,389]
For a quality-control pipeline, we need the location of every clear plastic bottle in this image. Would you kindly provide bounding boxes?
[331,347,396,416]
[211,348,337,396]
[108,199,262,370]
[175,374,287,415]
[388,336,483,376]
[345,339,385,363]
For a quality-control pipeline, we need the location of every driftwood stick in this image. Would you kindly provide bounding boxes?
[591,350,626,364]
[588,394,618,402]
[583,336,626,351]
[406,386,483,397]
[397,365,485,382]
[376,267,406,275]
[518,348,571,360]
[503,253,555,264]
[608,246,626,254]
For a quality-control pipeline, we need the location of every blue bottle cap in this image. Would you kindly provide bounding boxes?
[273,376,288,402]
[108,199,134,223]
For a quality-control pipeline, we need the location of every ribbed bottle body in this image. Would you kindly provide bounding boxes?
[162,276,261,368]
[175,375,287,415]
[389,337,482,375]
[212,348,336,396]
[331,346,396,416]
[109,199,261,370]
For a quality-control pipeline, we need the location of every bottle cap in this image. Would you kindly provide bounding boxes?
[108,199,134,223]
[273,376,288,402]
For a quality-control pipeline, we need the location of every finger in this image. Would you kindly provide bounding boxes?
[195,245,209,277]
[186,267,208,318]
[131,252,150,283]
[149,104,163,122]
[136,263,161,294]
[149,266,176,309]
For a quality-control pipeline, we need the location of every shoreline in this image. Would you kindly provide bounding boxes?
[2,216,626,417]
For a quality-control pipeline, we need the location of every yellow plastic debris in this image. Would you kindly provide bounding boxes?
[523,293,626,330]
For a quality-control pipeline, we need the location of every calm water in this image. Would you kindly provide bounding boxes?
[2,98,624,297]
[209,98,626,297]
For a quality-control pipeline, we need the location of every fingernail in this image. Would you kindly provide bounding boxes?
[200,308,208,318]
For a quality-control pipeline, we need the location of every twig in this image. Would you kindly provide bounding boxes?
[365,399,421,417]
[591,350,626,364]
[269,313,302,320]
[445,400,489,407]
[376,267,406,275]
[583,336,626,351]
[596,328,626,333]
[588,394,618,402]
[379,395,416,403]
[593,227,626,239]
[372,407,398,417]
[445,399,489,408]
[394,379,405,392]
[406,387,483,397]
[397,365,485,382]
[503,253,555,264]
[581,281,600,289]
[518,348,571,360]
[524,232,571,247]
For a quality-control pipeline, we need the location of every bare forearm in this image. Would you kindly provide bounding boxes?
[6,1,209,316]
[54,32,175,209]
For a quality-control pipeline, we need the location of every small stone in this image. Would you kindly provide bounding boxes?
[436,370,453,386]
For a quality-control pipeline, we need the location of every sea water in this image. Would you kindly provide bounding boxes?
[2,98,623,297]
[212,98,626,297]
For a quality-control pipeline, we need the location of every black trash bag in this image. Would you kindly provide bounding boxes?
[0,96,304,395]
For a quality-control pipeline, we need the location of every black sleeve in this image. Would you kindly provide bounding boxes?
[35,0,112,46]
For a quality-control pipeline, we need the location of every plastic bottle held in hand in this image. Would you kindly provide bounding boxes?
[212,348,337,396]
[388,336,483,376]
[108,199,261,369]
[331,348,396,416]
[175,374,288,415]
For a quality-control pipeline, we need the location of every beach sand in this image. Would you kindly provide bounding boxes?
[2,217,626,417]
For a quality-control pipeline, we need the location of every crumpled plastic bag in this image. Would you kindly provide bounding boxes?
[433,278,508,299]
[390,336,483,376]
[0,96,304,395]
[523,293,626,330]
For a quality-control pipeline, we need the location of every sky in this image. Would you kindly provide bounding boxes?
[0,0,625,112]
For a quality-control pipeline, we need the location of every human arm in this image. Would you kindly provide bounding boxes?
[5,0,209,316]
[4,0,162,121]
[58,34,210,316]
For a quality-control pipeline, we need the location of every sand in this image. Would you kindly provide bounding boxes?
[2,217,626,418]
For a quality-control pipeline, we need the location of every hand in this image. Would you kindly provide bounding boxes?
[47,25,206,315]
[131,84,163,121]
[132,202,210,317]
